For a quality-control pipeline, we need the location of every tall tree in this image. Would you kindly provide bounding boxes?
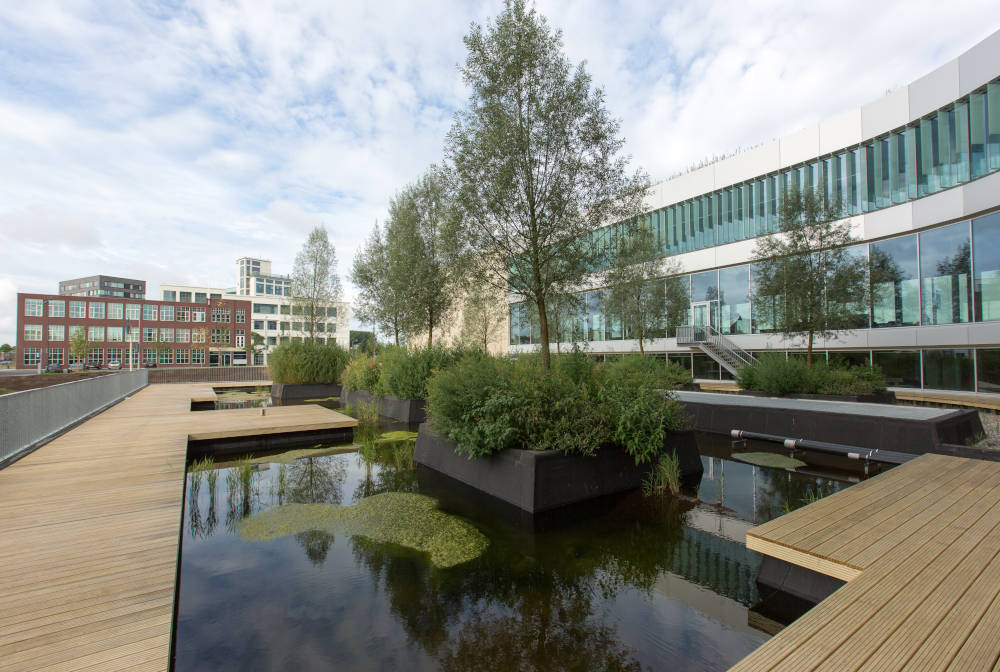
[458,267,508,352]
[69,327,90,364]
[351,222,410,346]
[750,187,869,367]
[602,223,681,354]
[292,225,342,341]
[446,0,648,369]
[386,166,467,347]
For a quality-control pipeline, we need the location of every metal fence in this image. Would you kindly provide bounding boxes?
[146,366,270,384]
[0,370,148,466]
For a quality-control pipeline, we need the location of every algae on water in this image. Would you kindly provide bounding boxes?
[236,492,487,569]
[246,446,357,465]
[374,431,418,448]
[731,452,807,469]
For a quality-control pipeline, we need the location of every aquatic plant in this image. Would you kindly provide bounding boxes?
[642,451,681,496]
[731,452,807,470]
[236,492,488,569]
[354,400,380,445]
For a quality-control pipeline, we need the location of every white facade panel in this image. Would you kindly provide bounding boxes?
[863,203,914,240]
[969,323,1000,346]
[917,325,969,347]
[861,86,909,139]
[819,108,863,156]
[963,170,1000,218]
[911,187,965,231]
[908,59,960,121]
[958,29,1000,97]
[659,165,716,206]
[714,140,780,188]
[779,125,820,168]
[868,327,918,348]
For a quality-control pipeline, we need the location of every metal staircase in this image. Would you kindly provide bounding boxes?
[676,324,757,376]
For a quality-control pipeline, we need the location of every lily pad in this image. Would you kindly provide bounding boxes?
[236,492,487,569]
[731,452,807,469]
[374,431,418,448]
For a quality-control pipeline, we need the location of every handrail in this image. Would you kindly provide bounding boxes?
[704,325,757,369]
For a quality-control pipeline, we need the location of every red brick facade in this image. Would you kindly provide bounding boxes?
[15,293,253,369]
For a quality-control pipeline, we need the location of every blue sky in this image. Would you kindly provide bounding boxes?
[0,0,997,345]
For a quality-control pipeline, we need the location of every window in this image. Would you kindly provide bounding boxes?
[236,330,245,348]
[48,325,65,341]
[315,337,325,344]
[176,305,190,321]
[107,326,123,342]
[978,349,1000,392]
[280,321,290,331]
[192,329,206,343]
[920,222,971,325]
[160,305,174,322]
[24,324,42,341]
[210,293,221,300]
[89,302,105,319]
[159,328,173,342]
[267,320,277,330]
[142,349,156,364]
[253,303,277,314]
[292,322,303,332]
[191,308,205,322]
[107,303,123,320]
[70,301,86,318]
[315,323,325,332]
[175,349,190,364]
[143,327,155,342]
[176,328,190,343]
[49,300,65,317]
[88,326,105,342]
[236,309,245,323]
[194,292,207,303]
[253,320,264,330]
[87,348,104,366]
[327,307,337,317]
[211,328,229,344]
[162,290,176,301]
[280,305,291,315]
[158,349,173,364]
[126,304,140,320]
[211,307,230,323]
[48,349,64,366]
[69,325,84,339]
[871,235,920,327]
[327,323,336,333]
[107,348,122,364]
[24,298,43,316]
[143,305,158,321]
[974,211,1000,321]
[923,349,974,391]
[873,350,921,388]
[191,349,206,365]
[23,347,40,366]
[718,265,750,335]
[125,325,139,342]
[179,291,191,303]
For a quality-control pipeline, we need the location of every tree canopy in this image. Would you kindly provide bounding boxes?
[292,225,342,341]
[446,0,648,369]
[750,187,869,367]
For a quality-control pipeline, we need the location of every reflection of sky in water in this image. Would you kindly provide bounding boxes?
[174,439,851,672]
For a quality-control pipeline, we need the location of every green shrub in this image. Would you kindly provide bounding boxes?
[268,341,350,384]
[379,346,472,399]
[598,355,693,390]
[340,353,384,394]
[736,353,887,396]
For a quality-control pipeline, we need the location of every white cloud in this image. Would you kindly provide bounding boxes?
[0,0,997,344]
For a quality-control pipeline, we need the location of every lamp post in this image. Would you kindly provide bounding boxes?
[38,298,48,374]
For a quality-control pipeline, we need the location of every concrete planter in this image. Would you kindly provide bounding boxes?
[344,389,426,423]
[414,424,702,514]
[738,390,895,404]
[271,383,342,400]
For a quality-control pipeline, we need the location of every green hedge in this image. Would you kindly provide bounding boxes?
[426,353,688,463]
[735,353,887,396]
[268,341,351,384]
[340,352,384,395]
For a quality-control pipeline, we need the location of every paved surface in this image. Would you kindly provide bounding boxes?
[0,384,354,672]
[731,453,1000,671]
[675,390,952,420]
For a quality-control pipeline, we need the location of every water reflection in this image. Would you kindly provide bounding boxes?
[176,431,865,672]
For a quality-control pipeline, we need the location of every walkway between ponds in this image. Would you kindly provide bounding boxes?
[730,452,1000,671]
[0,383,354,672]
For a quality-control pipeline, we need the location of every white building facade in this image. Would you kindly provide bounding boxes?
[509,29,1000,393]
[161,257,350,365]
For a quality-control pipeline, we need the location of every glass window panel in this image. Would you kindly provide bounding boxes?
[848,148,862,215]
[828,244,870,330]
[920,222,971,325]
[874,137,891,208]
[587,292,603,342]
[667,353,692,376]
[918,117,937,196]
[923,349,974,391]
[973,211,1000,321]
[873,350,921,388]
[988,82,1000,172]
[955,100,970,184]
[718,265,750,335]
[828,351,871,368]
[870,235,920,327]
[49,300,65,317]
[693,353,721,380]
[750,263,781,334]
[889,132,908,204]
[971,91,988,178]
[905,126,918,199]
[977,349,1000,393]
[690,270,719,304]
[865,143,877,210]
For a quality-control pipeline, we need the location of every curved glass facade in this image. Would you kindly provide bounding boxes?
[587,80,1000,264]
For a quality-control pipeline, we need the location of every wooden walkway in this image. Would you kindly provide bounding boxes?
[731,453,1000,671]
[893,388,1000,412]
[0,384,355,672]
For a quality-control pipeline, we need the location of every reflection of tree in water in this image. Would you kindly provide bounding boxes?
[754,467,839,520]
[352,448,419,502]
[296,530,337,566]
[346,495,703,671]
[187,470,219,540]
[285,456,347,566]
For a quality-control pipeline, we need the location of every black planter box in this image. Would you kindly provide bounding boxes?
[344,389,426,423]
[738,390,895,404]
[414,424,702,513]
[271,383,342,400]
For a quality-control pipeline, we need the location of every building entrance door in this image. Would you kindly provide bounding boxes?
[221,352,232,366]
[692,301,713,340]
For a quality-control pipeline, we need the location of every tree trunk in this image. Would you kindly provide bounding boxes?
[536,295,551,370]
[807,328,814,369]
[638,332,645,355]
[427,313,433,348]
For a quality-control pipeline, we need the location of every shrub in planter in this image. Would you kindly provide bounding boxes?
[268,341,350,384]
[379,346,481,400]
[735,353,887,396]
[598,354,693,391]
[341,353,384,395]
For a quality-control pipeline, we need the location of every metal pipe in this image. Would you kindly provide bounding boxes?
[730,429,915,465]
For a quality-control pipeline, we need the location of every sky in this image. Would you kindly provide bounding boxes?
[0,0,997,345]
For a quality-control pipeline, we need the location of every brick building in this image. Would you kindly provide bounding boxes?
[15,292,253,369]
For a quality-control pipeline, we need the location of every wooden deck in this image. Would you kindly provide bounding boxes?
[731,453,1000,671]
[0,384,355,672]
[893,388,1000,411]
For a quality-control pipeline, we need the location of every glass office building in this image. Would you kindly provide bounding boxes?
[508,29,1000,393]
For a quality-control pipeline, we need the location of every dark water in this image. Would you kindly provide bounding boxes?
[173,416,860,672]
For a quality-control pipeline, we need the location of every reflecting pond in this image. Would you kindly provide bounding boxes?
[173,424,862,672]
